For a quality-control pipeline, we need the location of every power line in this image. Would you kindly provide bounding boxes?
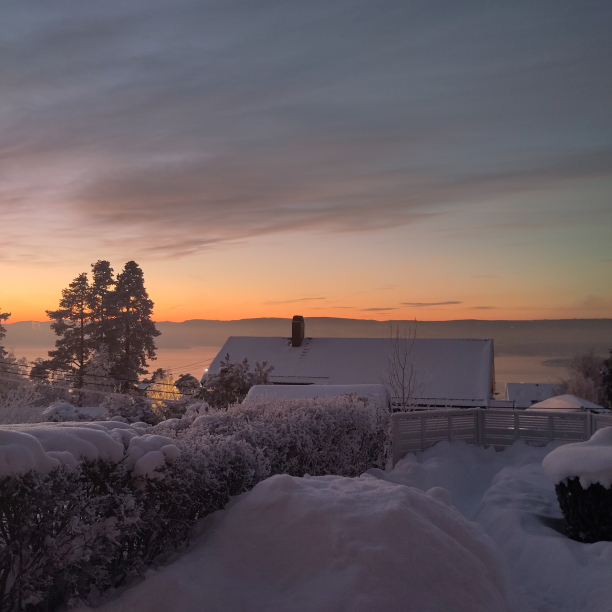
[0,356,212,386]
[0,359,192,391]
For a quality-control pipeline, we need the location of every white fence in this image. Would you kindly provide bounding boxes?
[392,409,612,466]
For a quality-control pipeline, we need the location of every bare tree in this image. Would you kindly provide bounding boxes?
[382,322,425,411]
[557,350,606,405]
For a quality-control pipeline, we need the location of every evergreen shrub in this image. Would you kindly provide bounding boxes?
[555,477,612,543]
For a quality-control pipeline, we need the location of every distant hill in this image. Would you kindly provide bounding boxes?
[4,318,611,357]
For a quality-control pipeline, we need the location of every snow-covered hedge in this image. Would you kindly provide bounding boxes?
[543,427,612,542]
[181,394,390,478]
[0,395,389,610]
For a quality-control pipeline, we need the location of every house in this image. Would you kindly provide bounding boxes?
[505,382,560,409]
[204,316,495,409]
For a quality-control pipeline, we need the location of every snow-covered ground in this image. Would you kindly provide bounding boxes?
[77,441,612,612]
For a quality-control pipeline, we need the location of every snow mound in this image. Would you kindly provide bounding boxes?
[0,430,60,476]
[87,474,514,612]
[42,402,107,422]
[0,422,179,478]
[542,426,612,488]
[126,434,181,479]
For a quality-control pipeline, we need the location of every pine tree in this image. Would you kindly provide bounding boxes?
[0,308,10,362]
[113,261,160,388]
[89,260,118,354]
[46,272,92,389]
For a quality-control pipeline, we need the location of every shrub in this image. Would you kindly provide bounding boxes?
[100,394,160,425]
[181,394,390,477]
[555,477,612,543]
[0,394,390,610]
[198,354,273,409]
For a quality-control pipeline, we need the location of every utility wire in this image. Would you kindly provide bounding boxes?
[0,359,191,391]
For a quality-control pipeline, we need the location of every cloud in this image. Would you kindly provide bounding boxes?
[581,295,612,310]
[2,0,611,260]
[264,297,326,305]
[361,307,398,312]
[471,306,496,310]
[401,301,462,307]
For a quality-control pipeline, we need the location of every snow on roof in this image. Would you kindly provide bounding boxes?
[505,383,560,408]
[543,426,612,487]
[206,337,494,406]
[528,394,604,412]
[244,384,389,408]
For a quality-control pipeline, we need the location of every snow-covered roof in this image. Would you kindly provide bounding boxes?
[527,394,605,412]
[505,383,560,408]
[244,384,390,408]
[206,337,494,407]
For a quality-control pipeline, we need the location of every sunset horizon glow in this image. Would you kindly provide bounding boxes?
[1,1,611,325]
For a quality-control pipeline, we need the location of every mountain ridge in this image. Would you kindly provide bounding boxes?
[4,318,611,357]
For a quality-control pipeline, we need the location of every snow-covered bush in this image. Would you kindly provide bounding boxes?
[178,393,390,478]
[0,394,390,610]
[0,383,47,424]
[198,354,273,409]
[43,401,96,422]
[543,427,612,542]
[101,393,160,425]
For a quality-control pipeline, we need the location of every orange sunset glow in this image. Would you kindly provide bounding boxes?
[1,1,611,328]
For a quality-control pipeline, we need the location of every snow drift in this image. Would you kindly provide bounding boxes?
[542,426,612,488]
[85,473,515,612]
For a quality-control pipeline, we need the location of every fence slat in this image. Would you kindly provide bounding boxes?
[392,408,607,466]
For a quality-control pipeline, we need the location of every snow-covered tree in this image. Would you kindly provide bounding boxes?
[175,373,201,396]
[199,354,273,409]
[557,350,606,405]
[113,261,160,388]
[46,273,93,389]
[83,344,117,394]
[146,368,180,400]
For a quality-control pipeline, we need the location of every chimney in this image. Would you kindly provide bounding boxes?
[291,315,305,347]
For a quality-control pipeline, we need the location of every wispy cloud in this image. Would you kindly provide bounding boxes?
[264,297,326,305]
[1,0,611,260]
[401,301,462,307]
[472,306,496,310]
[361,307,398,311]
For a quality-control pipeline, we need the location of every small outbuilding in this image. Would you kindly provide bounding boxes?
[527,394,606,413]
[505,383,560,409]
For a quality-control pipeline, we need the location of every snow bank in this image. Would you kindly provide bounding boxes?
[542,427,612,488]
[0,421,179,478]
[85,473,514,612]
[384,440,612,612]
[43,401,108,422]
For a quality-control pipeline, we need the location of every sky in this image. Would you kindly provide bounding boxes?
[1,0,611,323]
